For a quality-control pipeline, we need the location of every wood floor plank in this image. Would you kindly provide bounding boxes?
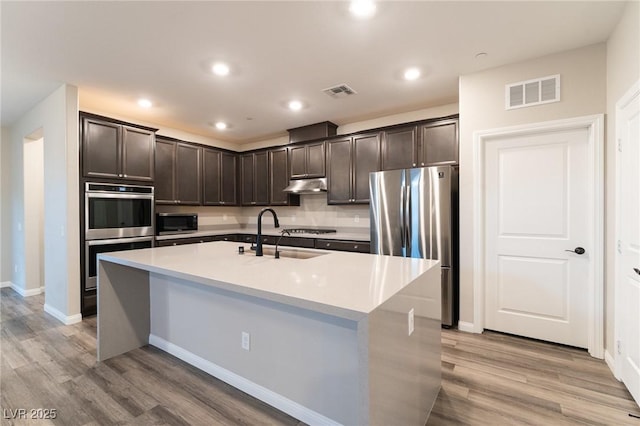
[1,288,638,426]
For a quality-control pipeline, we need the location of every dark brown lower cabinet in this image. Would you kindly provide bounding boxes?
[315,239,370,253]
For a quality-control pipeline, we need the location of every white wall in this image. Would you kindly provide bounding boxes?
[458,44,607,328]
[23,137,45,293]
[240,103,459,152]
[605,1,639,353]
[167,103,459,229]
[0,127,7,285]
[79,105,241,152]
[6,84,80,322]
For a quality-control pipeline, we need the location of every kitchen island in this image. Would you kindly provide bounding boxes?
[97,242,441,426]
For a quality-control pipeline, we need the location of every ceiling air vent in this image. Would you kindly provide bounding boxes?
[506,74,560,110]
[322,84,357,99]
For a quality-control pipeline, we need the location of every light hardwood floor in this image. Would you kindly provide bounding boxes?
[1,288,638,425]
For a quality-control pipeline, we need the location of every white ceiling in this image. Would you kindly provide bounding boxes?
[1,1,625,143]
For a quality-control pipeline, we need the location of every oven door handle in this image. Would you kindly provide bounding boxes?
[86,192,154,200]
[87,236,154,246]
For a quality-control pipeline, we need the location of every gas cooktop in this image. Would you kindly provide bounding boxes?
[283,228,337,235]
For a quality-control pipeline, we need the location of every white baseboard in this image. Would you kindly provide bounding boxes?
[0,281,13,288]
[458,321,481,333]
[44,304,82,325]
[10,284,44,297]
[149,334,341,426]
[605,350,620,380]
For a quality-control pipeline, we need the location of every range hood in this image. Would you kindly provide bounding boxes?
[283,178,327,194]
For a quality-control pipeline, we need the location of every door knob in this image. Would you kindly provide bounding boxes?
[565,247,585,255]
[634,268,640,276]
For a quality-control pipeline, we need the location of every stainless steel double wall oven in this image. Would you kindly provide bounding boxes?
[84,183,154,293]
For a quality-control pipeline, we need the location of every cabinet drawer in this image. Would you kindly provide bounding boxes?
[315,239,370,253]
[156,236,214,246]
[211,234,237,242]
[239,234,256,244]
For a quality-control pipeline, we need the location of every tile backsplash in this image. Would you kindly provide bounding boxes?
[155,194,370,230]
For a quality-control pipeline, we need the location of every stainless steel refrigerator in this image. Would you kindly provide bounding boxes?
[369,166,458,327]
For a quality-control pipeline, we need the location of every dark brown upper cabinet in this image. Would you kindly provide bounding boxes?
[240,151,269,206]
[327,133,380,204]
[381,125,418,170]
[289,141,325,179]
[82,115,155,182]
[381,118,459,170]
[154,138,176,203]
[203,148,238,206]
[269,147,299,206]
[154,137,201,205]
[418,118,459,166]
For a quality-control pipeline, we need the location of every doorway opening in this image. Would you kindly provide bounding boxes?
[23,129,45,296]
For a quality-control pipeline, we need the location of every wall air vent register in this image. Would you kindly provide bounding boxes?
[506,74,560,110]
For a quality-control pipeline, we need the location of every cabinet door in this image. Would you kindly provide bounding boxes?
[154,139,176,203]
[327,137,353,204]
[269,147,292,205]
[306,141,326,177]
[122,126,155,181]
[220,153,238,205]
[83,118,121,179]
[381,126,418,170]
[175,143,202,205]
[419,119,459,166]
[289,145,307,179]
[352,133,380,203]
[254,151,269,205]
[240,154,255,205]
[203,148,221,205]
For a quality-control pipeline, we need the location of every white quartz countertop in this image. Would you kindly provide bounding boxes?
[155,226,370,242]
[99,242,438,320]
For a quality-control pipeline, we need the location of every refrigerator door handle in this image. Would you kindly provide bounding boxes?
[405,185,411,254]
[400,185,406,248]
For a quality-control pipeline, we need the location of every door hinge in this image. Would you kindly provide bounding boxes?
[617,240,623,254]
[618,138,623,152]
[617,340,622,355]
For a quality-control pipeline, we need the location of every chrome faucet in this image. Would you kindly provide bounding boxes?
[256,208,279,256]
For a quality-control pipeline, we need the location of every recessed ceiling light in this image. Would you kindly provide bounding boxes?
[137,98,152,108]
[288,100,303,111]
[403,67,421,81]
[215,121,227,130]
[212,62,230,76]
[349,0,376,19]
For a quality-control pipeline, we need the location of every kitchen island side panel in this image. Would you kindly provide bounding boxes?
[368,264,442,426]
[97,261,150,361]
[148,273,363,426]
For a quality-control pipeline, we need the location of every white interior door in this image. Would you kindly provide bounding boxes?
[617,84,640,405]
[484,127,591,348]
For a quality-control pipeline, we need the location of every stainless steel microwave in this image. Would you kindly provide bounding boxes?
[156,213,198,235]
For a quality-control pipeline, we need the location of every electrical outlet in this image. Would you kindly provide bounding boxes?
[223,214,228,221]
[408,308,415,336]
[354,215,360,223]
[14,264,18,273]
[241,332,250,351]
[291,215,297,222]
[17,222,22,231]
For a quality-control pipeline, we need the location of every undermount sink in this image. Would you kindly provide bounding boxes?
[261,247,327,260]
